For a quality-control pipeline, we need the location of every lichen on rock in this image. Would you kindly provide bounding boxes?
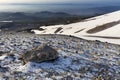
[22,44,58,65]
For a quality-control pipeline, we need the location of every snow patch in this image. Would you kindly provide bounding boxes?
[31,10,120,45]
[0,55,7,60]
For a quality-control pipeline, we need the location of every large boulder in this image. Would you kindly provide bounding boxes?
[22,44,58,65]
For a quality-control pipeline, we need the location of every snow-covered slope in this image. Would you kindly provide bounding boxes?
[32,10,120,45]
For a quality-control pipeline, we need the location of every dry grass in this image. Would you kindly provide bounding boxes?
[39,28,45,31]
[74,28,85,33]
[54,27,63,33]
[87,20,120,34]
[82,18,97,22]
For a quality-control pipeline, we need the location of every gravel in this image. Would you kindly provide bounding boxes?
[0,31,120,80]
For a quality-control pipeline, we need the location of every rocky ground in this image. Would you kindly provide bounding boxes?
[0,31,120,80]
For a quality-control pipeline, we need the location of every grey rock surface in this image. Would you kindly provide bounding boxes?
[22,44,58,64]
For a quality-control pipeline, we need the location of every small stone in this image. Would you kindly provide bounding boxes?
[8,51,14,57]
[117,60,120,65]
[0,66,9,73]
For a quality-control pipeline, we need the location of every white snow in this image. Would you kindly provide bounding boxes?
[32,10,120,45]
[0,21,13,23]
[0,54,7,60]
[94,24,120,37]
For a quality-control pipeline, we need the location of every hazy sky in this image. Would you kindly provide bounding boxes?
[0,0,119,4]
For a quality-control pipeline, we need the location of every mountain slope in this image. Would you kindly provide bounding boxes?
[32,10,120,45]
[0,32,120,80]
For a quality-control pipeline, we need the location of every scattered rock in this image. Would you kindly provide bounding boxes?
[0,51,5,56]
[0,32,120,79]
[0,66,9,73]
[22,44,58,64]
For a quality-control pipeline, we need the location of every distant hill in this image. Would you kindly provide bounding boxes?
[0,11,92,31]
[89,6,120,14]
[0,11,73,21]
[33,11,71,18]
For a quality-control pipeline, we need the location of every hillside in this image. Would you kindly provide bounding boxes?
[32,10,120,45]
[0,10,120,80]
[0,32,120,80]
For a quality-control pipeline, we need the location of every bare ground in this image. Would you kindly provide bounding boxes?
[87,20,120,34]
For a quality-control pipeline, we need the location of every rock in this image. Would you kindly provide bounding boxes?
[0,66,9,73]
[0,51,5,56]
[22,44,58,64]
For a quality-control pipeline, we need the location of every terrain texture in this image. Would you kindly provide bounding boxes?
[0,32,120,80]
